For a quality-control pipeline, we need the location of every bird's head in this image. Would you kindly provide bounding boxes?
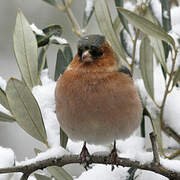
[67,34,117,72]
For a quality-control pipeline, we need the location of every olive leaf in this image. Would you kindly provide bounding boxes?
[95,0,126,63]
[173,67,180,87]
[13,10,38,89]
[83,1,94,27]
[6,78,48,145]
[38,47,48,74]
[42,0,58,7]
[0,87,10,110]
[60,127,68,149]
[63,45,73,65]
[35,24,63,47]
[115,0,130,34]
[47,166,73,180]
[54,49,67,80]
[0,111,15,123]
[117,7,175,47]
[34,174,51,180]
[140,37,154,99]
[144,9,167,72]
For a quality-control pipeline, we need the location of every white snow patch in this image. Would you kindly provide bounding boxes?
[164,88,180,135]
[32,69,59,147]
[50,35,68,44]
[30,24,44,35]
[150,0,162,25]
[18,146,69,166]
[163,11,169,19]
[85,0,94,17]
[75,164,129,180]
[0,76,6,90]
[0,146,15,180]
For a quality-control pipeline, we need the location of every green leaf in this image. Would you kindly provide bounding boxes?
[117,7,175,47]
[140,37,154,99]
[95,0,126,63]
[112,16,123,36]
[173,67,180,87]
[38,47,48,74]
[0,111,15,123]
[6,78,48,144]
[36,25,63,47]
[47,166,73,180]
[115,0,130,34]
[42,0,58,7]
[60,127,68,148]
[34,173,51,180]
[0,88,10,110]
[13,10,38,89]
[83,2,94,27]
[144,9,167,72]
[54,49,67,81]
[63,45,73,64]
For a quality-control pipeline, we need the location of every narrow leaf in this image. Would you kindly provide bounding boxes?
[60,127,68,148]
[144,9,167,72]
[54,49,67,81]
[38,47,48,74]
[173,67,180,87]
[36,25,63,47]
[115,0,130,34]
[95,0,126,63]
[34,148,42,155]
[42,0,58,7]
[140,37,154,99]
[63,45,73,64]
[13,10,38,89]
[34,173,51,180]
[0,88,10,110]
[47,166,73,180]
[117,7,175,47]
[0,111,15,123]
[6,78,47,144]
[83,1,94,27]
[112,16,123,36]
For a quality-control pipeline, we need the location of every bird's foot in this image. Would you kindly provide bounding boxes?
[107,141,119,171]
[80,142,91,170]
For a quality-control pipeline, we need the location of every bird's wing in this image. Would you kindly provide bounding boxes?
[118,66,132,77]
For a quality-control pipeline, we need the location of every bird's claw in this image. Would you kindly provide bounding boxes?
[107,141,119,171]
[80,142,91,170]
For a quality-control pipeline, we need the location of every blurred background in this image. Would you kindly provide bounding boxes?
[0,0,102,161]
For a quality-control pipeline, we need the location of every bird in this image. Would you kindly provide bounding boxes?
[55,34,142,167]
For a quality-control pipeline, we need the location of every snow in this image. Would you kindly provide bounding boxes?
[164,88,180,135]
[150,0,162,25]
[163,11,169,19]
[30,23,44,36]
[50,35,68,44]
[0,76,6,91]
[18,146,69,166]
[75,164,129,180]
[85,0,94,18]
[0,146,15,180]
[32,69,60,147]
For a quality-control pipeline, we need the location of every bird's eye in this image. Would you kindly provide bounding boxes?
[90,46,103,58]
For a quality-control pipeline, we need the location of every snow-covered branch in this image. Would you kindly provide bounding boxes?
[0,133,180,180]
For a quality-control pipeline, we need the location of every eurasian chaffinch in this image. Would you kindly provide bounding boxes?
[55,34,142,166]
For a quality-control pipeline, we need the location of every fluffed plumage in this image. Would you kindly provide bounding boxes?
[55,34,142,145]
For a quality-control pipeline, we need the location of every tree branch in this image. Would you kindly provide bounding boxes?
[0,152,180,179]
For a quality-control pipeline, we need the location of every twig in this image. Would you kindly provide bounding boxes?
[150,132,160,165]
[0,153,180,179]
[59,0,83,37]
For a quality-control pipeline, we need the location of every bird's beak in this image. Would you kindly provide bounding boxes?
[82,50,93,63]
